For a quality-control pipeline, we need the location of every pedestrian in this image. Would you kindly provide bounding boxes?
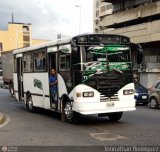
[49,68,58,109]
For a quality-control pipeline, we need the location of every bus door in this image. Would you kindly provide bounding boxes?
[48,52,58,109]
[16,56,24,101]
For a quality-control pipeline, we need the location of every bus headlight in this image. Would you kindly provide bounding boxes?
[76,92,82,97]
[123,89,134,95]
[134,92,138,96]
[83,91,94,97]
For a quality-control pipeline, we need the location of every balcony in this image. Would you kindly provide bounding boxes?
[102,1,160,27]
[105,19,160,44]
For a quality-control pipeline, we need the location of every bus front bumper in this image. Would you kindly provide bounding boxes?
[72,99,136,115]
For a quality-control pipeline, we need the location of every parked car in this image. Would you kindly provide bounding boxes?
[134,80,149,105]
[148,80,160,109]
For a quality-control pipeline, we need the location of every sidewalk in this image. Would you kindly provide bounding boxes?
[0,112,4,124]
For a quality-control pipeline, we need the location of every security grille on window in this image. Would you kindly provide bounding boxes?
[59,55,71,70]
[23,54,33,72]
[34,51,46,71]
[23,35,30,42]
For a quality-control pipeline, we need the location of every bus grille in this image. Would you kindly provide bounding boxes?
[97,86,119,97]
[96,78,120,97]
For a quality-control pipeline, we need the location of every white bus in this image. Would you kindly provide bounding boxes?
[12,34,143,123]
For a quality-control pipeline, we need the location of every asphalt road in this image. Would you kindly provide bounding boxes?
[0,88,160,150]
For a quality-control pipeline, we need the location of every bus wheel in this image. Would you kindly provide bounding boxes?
[61,101,67,122]
[107,112,123,121]
[26,96,35,113]
[62,101,79,123]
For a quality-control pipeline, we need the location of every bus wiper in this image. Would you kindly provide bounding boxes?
[113,68,123,74]
[87,46,104,50]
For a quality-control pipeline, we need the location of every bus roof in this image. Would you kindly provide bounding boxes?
[13,34,130,54]
[13,37,72,54]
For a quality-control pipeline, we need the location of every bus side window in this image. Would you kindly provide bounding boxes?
[59,55,71,71]
[23,54,33,72]
[34,51,46,71]
[66,55,71,70]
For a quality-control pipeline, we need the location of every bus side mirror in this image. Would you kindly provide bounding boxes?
[136,44,143,64]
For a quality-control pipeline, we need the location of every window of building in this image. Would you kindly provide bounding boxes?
[34,51,46,71]
[96,1,99,8]
[96,10,99,17]
[59,55,71,71]
[145,55,160,63]
[23,54,33,72]
[106,4,112,10]
[23,35,30,42]
[23,26,30,32]
[101,6,106,12]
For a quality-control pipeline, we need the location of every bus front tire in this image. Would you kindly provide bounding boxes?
[107,112,123,121]
[26,96,35,113]
[61,101,79,123]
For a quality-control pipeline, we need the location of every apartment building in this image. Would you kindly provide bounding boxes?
[0,22,49,77]
[0,23,31,53]
[0,22,49,53]
[94,0,112,33]
[94,0,160,88]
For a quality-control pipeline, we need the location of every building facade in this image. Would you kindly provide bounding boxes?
[0,23,32,53]
[0,22,49,78]
[94,0,160,88]
[93,0,112,33]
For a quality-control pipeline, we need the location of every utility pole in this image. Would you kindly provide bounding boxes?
[75,5,81,34]
[12,13,14,23]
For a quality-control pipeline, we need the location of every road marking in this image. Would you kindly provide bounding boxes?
[0,114,10,128]
[90,132,127,141]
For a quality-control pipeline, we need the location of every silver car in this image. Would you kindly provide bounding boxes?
[148,80,160,109]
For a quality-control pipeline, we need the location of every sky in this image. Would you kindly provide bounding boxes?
[0,0,93,40]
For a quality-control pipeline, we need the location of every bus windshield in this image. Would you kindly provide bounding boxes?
[85,45,130,62]
[81,45,131,72]
[108,51,130,62]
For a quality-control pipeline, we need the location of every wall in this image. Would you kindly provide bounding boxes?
[140,73,160,88]
[105,20,160,44]
[32,39,49,45]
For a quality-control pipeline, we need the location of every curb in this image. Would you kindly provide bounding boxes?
[0,112,5,124]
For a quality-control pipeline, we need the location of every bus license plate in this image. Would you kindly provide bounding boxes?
[142,96,147,99]
[107,102,114,107]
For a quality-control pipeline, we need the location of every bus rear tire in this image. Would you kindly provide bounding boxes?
[61,101,79,123]
[107,112,123,121]
[26,95,35,113]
